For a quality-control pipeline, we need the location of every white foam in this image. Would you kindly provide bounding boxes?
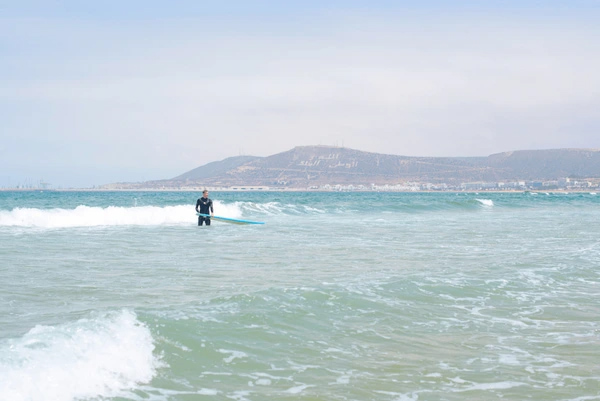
[218,349,248,363]
[0,200,241,228]
[216,201,243,218]
[285,384,313,394]
[476,199,494,207]
[237,201,284,215]
[498,354,520,365]
[235,201,326,215]
[0,310,160,401]
[457,381,527,391]
[374,390,422,400]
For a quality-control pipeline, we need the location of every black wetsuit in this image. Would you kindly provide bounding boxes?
[196,196,214,226]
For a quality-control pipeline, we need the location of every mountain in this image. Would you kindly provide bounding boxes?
[172,155,261,181]
[486,149,600,180]
[102,146,600,189]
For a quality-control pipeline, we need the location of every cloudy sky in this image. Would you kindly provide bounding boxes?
[1,1,599,187]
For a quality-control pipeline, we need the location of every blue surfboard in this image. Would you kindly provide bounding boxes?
[196,213,265,225]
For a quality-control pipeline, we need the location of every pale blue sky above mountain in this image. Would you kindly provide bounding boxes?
[1,1,599,187]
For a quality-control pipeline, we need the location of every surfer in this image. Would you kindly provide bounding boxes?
[195,190,214,226]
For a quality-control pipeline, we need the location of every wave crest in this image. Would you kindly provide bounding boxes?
[0,201,241,228]
[476,199,494,207]
[0,310,161,401]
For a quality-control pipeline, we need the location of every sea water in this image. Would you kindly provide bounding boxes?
[0,191,599,401]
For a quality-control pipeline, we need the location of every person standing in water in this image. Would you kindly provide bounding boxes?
[196,190,214,226]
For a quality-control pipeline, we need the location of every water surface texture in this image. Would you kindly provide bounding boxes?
[1,191,599,401]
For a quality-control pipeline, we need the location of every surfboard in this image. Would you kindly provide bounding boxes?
[196,213,265,225]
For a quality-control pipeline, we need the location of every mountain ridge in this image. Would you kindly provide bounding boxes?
[102,146,600,189]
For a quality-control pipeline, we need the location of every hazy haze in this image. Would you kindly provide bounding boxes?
[1,1,599,187]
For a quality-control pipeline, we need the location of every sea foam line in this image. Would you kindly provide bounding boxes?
[0,201,241,228]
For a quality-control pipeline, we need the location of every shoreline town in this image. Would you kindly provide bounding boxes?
[2,178,599,194]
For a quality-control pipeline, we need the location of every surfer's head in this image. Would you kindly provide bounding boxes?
[203,190,209,196]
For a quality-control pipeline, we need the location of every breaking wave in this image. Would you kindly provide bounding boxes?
[0,201,242,228]
[0,310,161,401]
[476,199,494,207]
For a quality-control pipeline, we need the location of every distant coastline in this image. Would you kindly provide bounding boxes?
[6,146,600,192]
[1,187,598,194]
[100,146,600,192]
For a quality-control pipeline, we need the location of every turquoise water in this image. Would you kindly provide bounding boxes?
[1,191,599,401]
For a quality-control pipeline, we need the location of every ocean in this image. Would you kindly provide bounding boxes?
[1,190,599,401]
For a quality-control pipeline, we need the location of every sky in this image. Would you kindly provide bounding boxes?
[1,1,599,188]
